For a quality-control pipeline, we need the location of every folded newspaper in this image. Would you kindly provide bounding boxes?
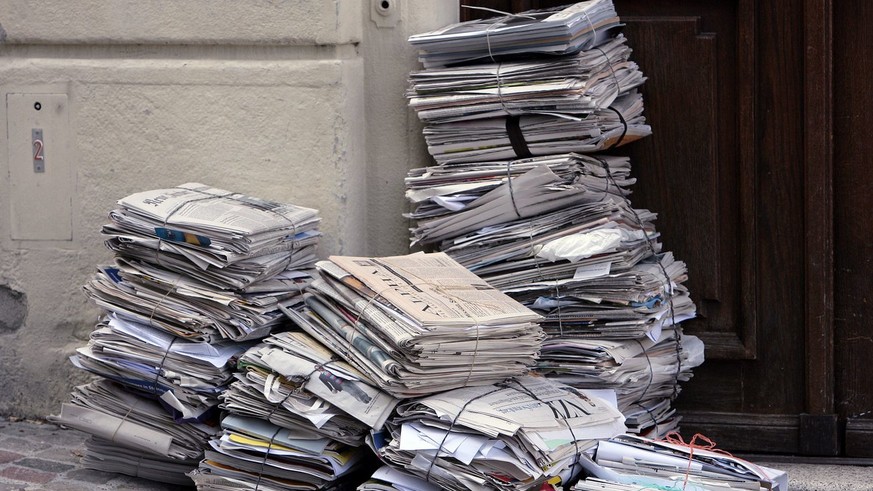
[283,252,544,398]
[408,34,643,122]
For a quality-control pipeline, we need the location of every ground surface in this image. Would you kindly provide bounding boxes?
[0,416,871,490]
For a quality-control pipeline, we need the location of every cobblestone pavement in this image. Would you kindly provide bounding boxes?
[0,417,188,491]
[3,416,873,491]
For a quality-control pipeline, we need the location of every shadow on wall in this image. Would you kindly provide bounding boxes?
[0,285,27,332]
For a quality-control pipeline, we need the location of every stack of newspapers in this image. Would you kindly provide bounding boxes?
[365,376,626,491]
[189,330,398,489]
[405,0,703,444]
[407,1,649,165]
[191,251,577,490]
[575,434,787,491]
[52,183,321,485]
[405,152,703,437]
[408,0,622,68]
[192,250,545,489]
[91,182,321,342]
[291,252,544,398]
[190,412,369,491]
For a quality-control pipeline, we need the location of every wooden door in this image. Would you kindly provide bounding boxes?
[833,0,873,458]
[458,0,860,456]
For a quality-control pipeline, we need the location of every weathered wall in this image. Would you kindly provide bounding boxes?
[0,0,456,418]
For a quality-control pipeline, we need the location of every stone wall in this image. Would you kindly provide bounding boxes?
[0,0,456,417]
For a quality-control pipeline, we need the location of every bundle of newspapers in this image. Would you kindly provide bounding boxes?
[52,184,322,485]
[190,331,397,490]
[90,182,321,342]
[190,413,369,491]
[408,0,621,68]
[287,252,544,398]
[408,1,649,165]
[405,0,703,444]
[102,183,320,288]
[367,376,627,491]
[226,330,398,444]
[575,434,787,491]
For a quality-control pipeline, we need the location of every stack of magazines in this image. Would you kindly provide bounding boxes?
[404,0,702,444]
[52,183,322,485]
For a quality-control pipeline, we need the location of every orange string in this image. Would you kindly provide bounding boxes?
[662,431,714,490]
[660,431,770,490]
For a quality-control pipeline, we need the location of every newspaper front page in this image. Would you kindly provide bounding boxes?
[329,253,541,328]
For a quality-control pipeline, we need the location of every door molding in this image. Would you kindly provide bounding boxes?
[802,0,834,414]
[802,0,837,455]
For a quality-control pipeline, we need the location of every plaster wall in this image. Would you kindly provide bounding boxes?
[0,0,457,417]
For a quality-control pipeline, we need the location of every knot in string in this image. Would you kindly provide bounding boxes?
[660,432,726,491]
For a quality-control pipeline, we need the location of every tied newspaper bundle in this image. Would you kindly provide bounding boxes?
[88,182,321,342]
[363,376,626,491]
[408,0,621,68]
[226,331,397,444]
[406,154,632,245]
[52,184,322,486]
[286,252,544,398]
[190,414,369,491]
[405,0,703,440]
[407,0,650,165]
[190,330,398,490]
[103,183,320,291]
[575,434,787,491]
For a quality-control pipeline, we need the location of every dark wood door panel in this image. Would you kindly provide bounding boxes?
[593,0,805,423]
[833,0,873,457]
[622,0,823,453]
[618,8,753,360]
